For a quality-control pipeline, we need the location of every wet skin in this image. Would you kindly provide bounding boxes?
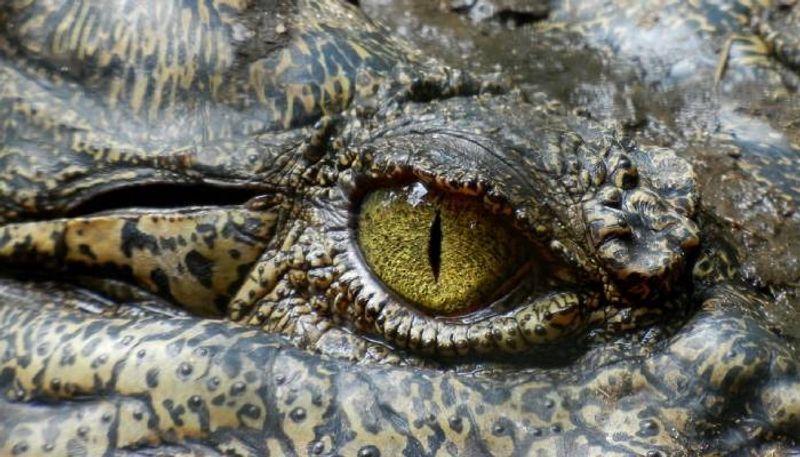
[1,0,800,455]
[367,0,800,336]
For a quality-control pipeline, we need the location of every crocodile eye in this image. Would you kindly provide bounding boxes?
[357,182,530,315]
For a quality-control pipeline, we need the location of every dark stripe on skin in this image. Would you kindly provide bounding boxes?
[150,268,172,297]
[185,250,215,288]
[121,221,160,258]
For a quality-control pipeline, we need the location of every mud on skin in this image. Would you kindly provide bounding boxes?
[0,0,799,455]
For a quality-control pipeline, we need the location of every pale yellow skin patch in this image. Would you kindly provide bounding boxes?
[0,207,276,315]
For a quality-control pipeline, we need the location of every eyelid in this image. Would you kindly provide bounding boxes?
[339,244,600,356]
[337,168,603,356]
[334,127,627,356]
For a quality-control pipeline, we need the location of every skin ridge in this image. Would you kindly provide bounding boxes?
[0,284,797,455]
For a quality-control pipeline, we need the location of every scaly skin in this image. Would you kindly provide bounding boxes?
[0,0,799,455]
[1,280,798,456]
[547,0,788,83]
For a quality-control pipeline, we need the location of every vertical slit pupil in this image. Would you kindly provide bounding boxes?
[429,210,443,282]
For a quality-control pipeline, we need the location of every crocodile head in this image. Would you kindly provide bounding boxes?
[0,0,798,455]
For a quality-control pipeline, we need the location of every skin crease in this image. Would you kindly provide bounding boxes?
[0,0,799,456]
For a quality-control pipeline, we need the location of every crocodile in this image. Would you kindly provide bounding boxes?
[0,0,799,455]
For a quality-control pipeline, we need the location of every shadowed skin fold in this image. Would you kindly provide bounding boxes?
[0,0,799,455]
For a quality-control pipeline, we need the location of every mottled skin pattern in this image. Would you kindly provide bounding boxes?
[0,0,799,456]
[2,282,798,456]
[542,0,800,207]
[0,207,276,316]
[548,0,782,77]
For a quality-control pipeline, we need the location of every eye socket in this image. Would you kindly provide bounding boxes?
[357,182,531,315]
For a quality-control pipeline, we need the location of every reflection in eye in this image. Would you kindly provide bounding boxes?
[357,182,530,315]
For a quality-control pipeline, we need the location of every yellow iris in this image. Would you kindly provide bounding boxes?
[357,182,530,315]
